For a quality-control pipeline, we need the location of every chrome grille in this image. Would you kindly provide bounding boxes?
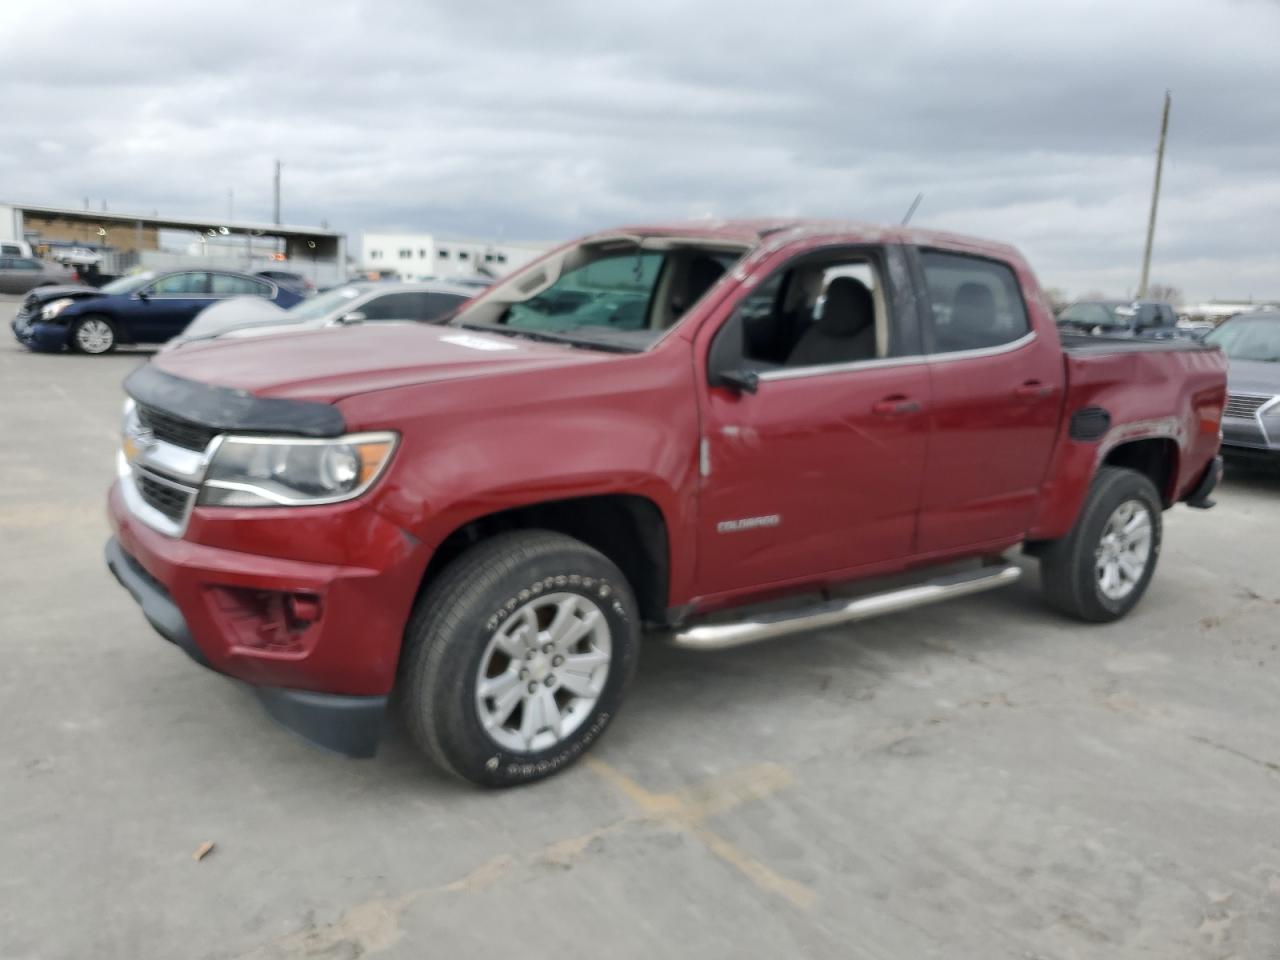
[1223,393,1273,420]
[137,405,217,452]
[136,471,196,523]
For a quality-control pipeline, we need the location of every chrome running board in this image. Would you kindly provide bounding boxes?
[671,564,1022,651]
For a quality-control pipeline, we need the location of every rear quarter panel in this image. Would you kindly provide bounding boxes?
[1028,344,1227,539]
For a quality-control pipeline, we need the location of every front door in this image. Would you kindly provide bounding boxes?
[133,271,212,341]
[913,249,1065,553]
[695,245,930,600]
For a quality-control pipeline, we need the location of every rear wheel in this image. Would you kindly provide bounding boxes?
[70,315,116,354]
[1038,466,1162,622]
[400,530,639,787]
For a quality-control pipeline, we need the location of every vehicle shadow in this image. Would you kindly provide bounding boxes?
[1221,459,1280,495]
[349,562,1062,793]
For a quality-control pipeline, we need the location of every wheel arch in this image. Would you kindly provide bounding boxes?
[416,493,671,627]
[1101,437,1180,506]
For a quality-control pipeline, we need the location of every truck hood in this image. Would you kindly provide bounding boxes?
[1226,358,1280,397]
[151,322,614,402]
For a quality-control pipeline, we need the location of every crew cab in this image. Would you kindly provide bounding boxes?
[104,220,1227,786]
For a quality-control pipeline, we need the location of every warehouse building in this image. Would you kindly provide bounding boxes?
[1,201,347,287]
[360,232,549,282]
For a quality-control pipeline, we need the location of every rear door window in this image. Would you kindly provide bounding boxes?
[210,274,272,296]
[361,292,432,321]
[919,251,1030,353]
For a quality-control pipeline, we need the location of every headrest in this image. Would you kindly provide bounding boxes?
[817,277,874,337]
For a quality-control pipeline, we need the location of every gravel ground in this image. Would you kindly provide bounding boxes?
[2,300,1278,959]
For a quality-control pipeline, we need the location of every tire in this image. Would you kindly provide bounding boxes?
[400,530,639,787]
[70,315,117,354]
[1038,466,1163,622]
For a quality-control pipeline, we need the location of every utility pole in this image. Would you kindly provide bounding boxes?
[1138,91,1170,298]
[272,160,282,225]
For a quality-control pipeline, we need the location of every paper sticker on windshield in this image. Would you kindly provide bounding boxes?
[439,334,518,351]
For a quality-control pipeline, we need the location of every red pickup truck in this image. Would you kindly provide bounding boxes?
[106,219,1226,786]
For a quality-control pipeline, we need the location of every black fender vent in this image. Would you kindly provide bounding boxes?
[1069,406,1111,441]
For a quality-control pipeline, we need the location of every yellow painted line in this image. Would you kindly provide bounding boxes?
[586,757,814,911]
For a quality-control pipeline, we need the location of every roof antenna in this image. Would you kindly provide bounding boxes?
[901,193,924,225]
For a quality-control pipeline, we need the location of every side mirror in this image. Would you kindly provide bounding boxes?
[712,368,760,394]
[340,311,367,324]
[137,289,151,301]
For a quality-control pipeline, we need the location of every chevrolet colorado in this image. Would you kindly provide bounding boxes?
[105,219,1227,786]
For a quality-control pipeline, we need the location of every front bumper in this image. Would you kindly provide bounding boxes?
[106,536,387,757]
[105,481,430,757]
[11,316,70,351]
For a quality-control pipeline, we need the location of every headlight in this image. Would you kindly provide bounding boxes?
[197,432,398,507]
[120,398,140,462]
[41,298,75,320]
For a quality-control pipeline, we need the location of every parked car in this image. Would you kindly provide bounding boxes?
[48,246,104,267]
[1204,310,1280,465]
[10,269,305,354]
[1056,299,1184,339]
[105,219,1225,787]
[0,256,77,294]
[254,269,315,296]
[165,280,474,349]
[1,240,34,258]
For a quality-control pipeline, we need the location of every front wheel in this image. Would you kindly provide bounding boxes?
[70,315,117,354]
[1038,466,1163,622]
[400,531,639,787]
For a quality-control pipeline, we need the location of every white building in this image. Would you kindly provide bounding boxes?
[360,233,549,282]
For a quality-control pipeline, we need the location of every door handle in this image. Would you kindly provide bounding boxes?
[872,395,922,416]
[1014,380,1053,400]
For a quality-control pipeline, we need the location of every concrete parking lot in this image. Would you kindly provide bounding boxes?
[2,294,1279,959]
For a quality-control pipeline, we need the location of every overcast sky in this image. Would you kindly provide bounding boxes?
[2,0,1278,300]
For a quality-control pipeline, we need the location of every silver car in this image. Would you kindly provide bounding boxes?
[1206,310,1280,466]
[0,256,77,294]
[165,280,475,349]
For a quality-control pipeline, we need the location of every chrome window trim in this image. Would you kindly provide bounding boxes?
[754,331,1037,383]
[922,330,1037,364]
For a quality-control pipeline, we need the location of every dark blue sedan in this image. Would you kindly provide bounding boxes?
[11,269,305,354]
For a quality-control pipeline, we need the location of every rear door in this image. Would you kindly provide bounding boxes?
[695,244,931,599]
[210,272,275,302]
[913,249,1064,553]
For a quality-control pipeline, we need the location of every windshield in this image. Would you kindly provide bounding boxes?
[1205,315,1280,361]
[100,271,156,295]
[283,284,369,322]
[1058,302,1124,327]
[453,241,743,350]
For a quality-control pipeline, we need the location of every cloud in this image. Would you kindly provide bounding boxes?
[1,0,1277,299]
